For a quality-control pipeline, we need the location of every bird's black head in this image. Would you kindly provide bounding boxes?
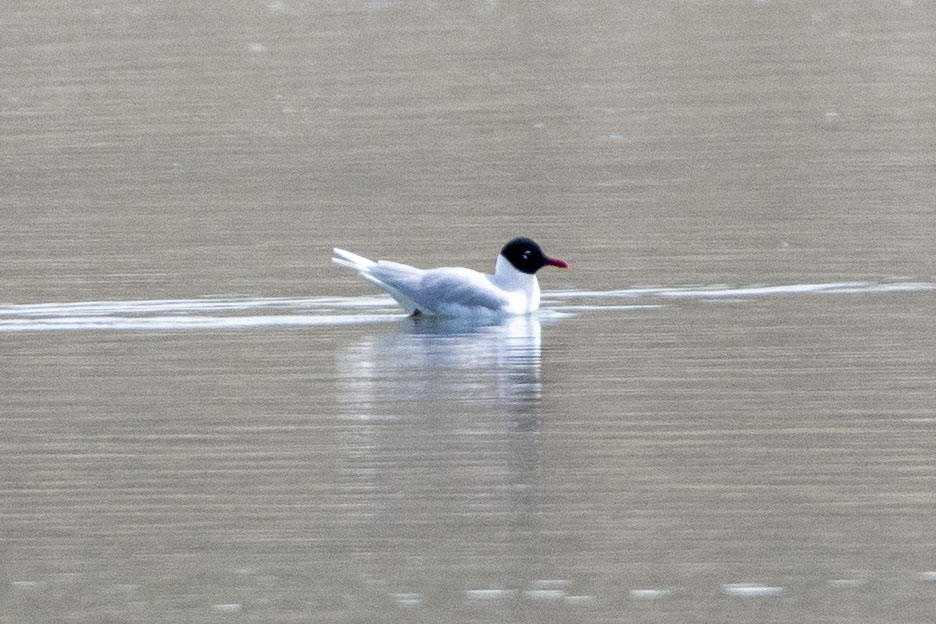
[499,237,569,274]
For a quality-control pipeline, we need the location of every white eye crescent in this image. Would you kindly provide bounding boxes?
[523,250,531,260]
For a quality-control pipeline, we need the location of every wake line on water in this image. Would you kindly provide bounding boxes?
[543,280,935,301]
[0,281,931,332]
[0,296,405,332]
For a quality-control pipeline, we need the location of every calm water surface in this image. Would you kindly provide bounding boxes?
[2,1,935,622]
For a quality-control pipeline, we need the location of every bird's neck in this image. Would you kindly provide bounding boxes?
[492,255,540,299]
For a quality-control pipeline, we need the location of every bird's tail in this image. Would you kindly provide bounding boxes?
[332,248,376,272]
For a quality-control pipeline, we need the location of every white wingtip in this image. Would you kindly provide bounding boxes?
[331,247,422,315]
[332,247,376,272]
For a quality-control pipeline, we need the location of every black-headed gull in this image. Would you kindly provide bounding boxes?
[332,237,569,317]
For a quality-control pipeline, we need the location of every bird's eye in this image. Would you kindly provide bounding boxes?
[522,250,531,260]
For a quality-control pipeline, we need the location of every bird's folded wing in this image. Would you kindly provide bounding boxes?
[413,268,510,313]
[360,261,426,314]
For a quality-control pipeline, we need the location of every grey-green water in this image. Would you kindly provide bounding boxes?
[2,1,935,622]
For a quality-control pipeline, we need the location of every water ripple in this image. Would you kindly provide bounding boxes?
[0,280,930,332]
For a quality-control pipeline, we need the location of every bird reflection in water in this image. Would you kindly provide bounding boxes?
[335,315,546,595]
[338,314,543,422]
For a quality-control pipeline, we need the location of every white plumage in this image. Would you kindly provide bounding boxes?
[332,237,568,318]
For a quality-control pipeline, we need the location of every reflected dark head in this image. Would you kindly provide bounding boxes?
[499,237,569,274]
